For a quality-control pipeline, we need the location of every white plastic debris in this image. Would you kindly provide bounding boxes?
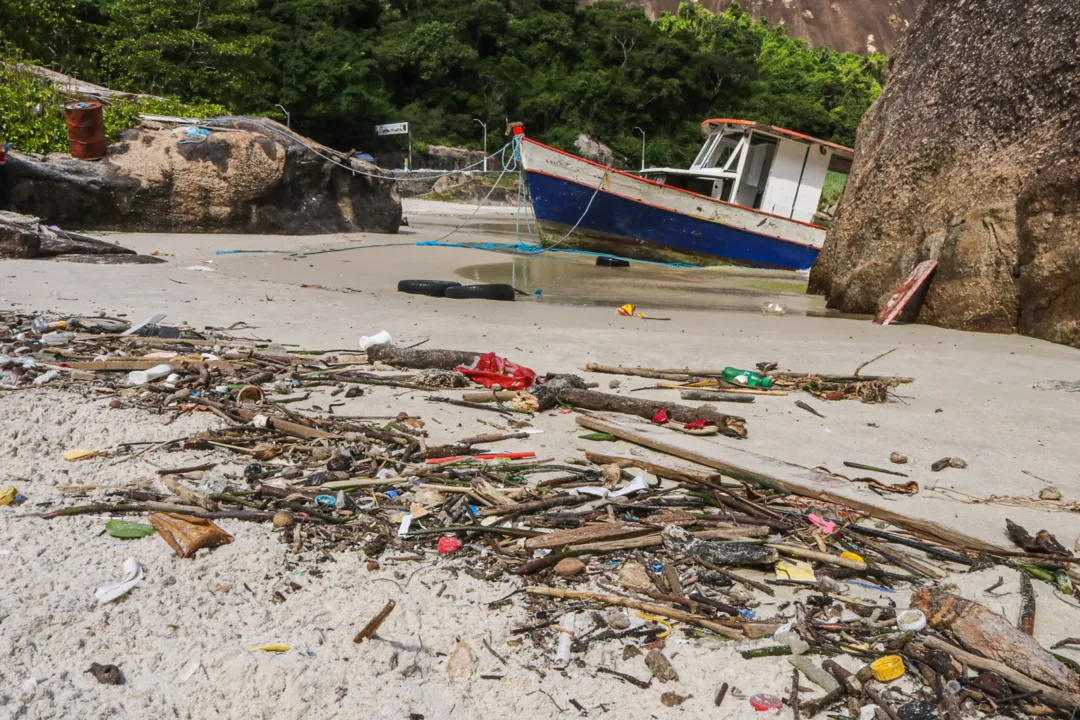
[95,556,144,604]
[553,613,577,668]
[896,609,927,632]
[186,265,216,272]
[359,330,392,350]
[178,659,201,683]
[397,514,413,537]
[32,369,59,385]
[123,364,173,387]
[121,313,166,336]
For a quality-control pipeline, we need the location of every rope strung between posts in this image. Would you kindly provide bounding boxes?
[203,116,512,182]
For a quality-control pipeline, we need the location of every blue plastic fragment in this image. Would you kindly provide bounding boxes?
[738,608,757,620]
[314,495,337,508]
[846,580,895,593]
[385,491,399,499]
[650,561,664,573]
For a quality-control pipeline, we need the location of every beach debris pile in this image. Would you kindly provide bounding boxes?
[3,309,1079,717]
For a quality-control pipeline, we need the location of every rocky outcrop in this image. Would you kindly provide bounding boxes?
[587,0,915,54]
[0,211,148,260]
[808,0,1080,346]
[8,118,401,235]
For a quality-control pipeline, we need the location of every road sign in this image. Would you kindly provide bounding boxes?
[375,122,409,136]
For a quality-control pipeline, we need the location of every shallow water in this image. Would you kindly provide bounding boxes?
[454,252,834,315]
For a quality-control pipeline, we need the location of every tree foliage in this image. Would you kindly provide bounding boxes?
[1,0,888,167]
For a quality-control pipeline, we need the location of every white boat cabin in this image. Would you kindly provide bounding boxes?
[640,119,854,225]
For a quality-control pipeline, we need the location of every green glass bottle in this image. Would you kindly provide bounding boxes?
[721,366,774,389]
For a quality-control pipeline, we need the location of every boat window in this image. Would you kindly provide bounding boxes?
[691,133,721,169]
[734,135,778,209]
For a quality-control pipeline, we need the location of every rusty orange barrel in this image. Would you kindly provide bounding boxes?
[64,101,107,160]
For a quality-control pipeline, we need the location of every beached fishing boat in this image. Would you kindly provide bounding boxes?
[516,119,853,270]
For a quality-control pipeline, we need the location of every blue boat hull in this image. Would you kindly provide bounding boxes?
[525,170,820,271]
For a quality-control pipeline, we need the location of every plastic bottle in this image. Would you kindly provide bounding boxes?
[123,363,173,387]
[722,366,775,389]
[39,332,73,346]
[788,655,840,692]
[32,318,67,335]
[774,629,809,655]
[359,331,392,350]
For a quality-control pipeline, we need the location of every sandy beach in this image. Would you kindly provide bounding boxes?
[3,199,1080,719]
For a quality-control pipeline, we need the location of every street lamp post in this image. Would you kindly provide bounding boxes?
[633,126,645,171]
[275,104,291,128]
[473,118,488,171]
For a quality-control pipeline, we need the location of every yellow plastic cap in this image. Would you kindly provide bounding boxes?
[870,655,906,682]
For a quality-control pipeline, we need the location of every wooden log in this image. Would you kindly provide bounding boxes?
[680,390,755,403]
[920,636,1080,709]
[767,543,867,571]
[524,523,652,550]
[366,344,480,370]
[233,407,338,439]
[479,494,590,517]
[1020,574,1037,637]
[162,476,218,512]
[576,413,1000,553]
[526,585,743,639]
[574,526,767,552]
[911,587,1080,693]
[557,388,747,438]
[662,526,777,567]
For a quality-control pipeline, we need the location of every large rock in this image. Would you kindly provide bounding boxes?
[584,0,916,55]
[0,211,141,259]
[808,0,1080,346]
[8,118,401,235]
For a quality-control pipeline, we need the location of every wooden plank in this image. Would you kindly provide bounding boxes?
[574,526,766,552]
[576,413,1001,552]
[584,451,715,483]
[873,260,938,325]
[524,523,652,550]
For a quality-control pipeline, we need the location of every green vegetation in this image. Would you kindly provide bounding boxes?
[820,170,848,210]
[0,64,228,154]
[1,0,886,167]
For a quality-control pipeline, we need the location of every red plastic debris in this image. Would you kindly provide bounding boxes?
[683,420,714,430]
[749,694,782,712]
[454,352,536,390]
[425,452,536,465]
[438,536,463,554]
[651,409,670,424]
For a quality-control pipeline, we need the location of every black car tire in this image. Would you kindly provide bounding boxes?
[444,283,517,302]
[397,279,463,297]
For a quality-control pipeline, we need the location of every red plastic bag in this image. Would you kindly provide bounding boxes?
[651,409,670,424]
[455,352,536,390]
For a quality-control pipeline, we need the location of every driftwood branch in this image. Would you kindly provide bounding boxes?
[526,585,743,639]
